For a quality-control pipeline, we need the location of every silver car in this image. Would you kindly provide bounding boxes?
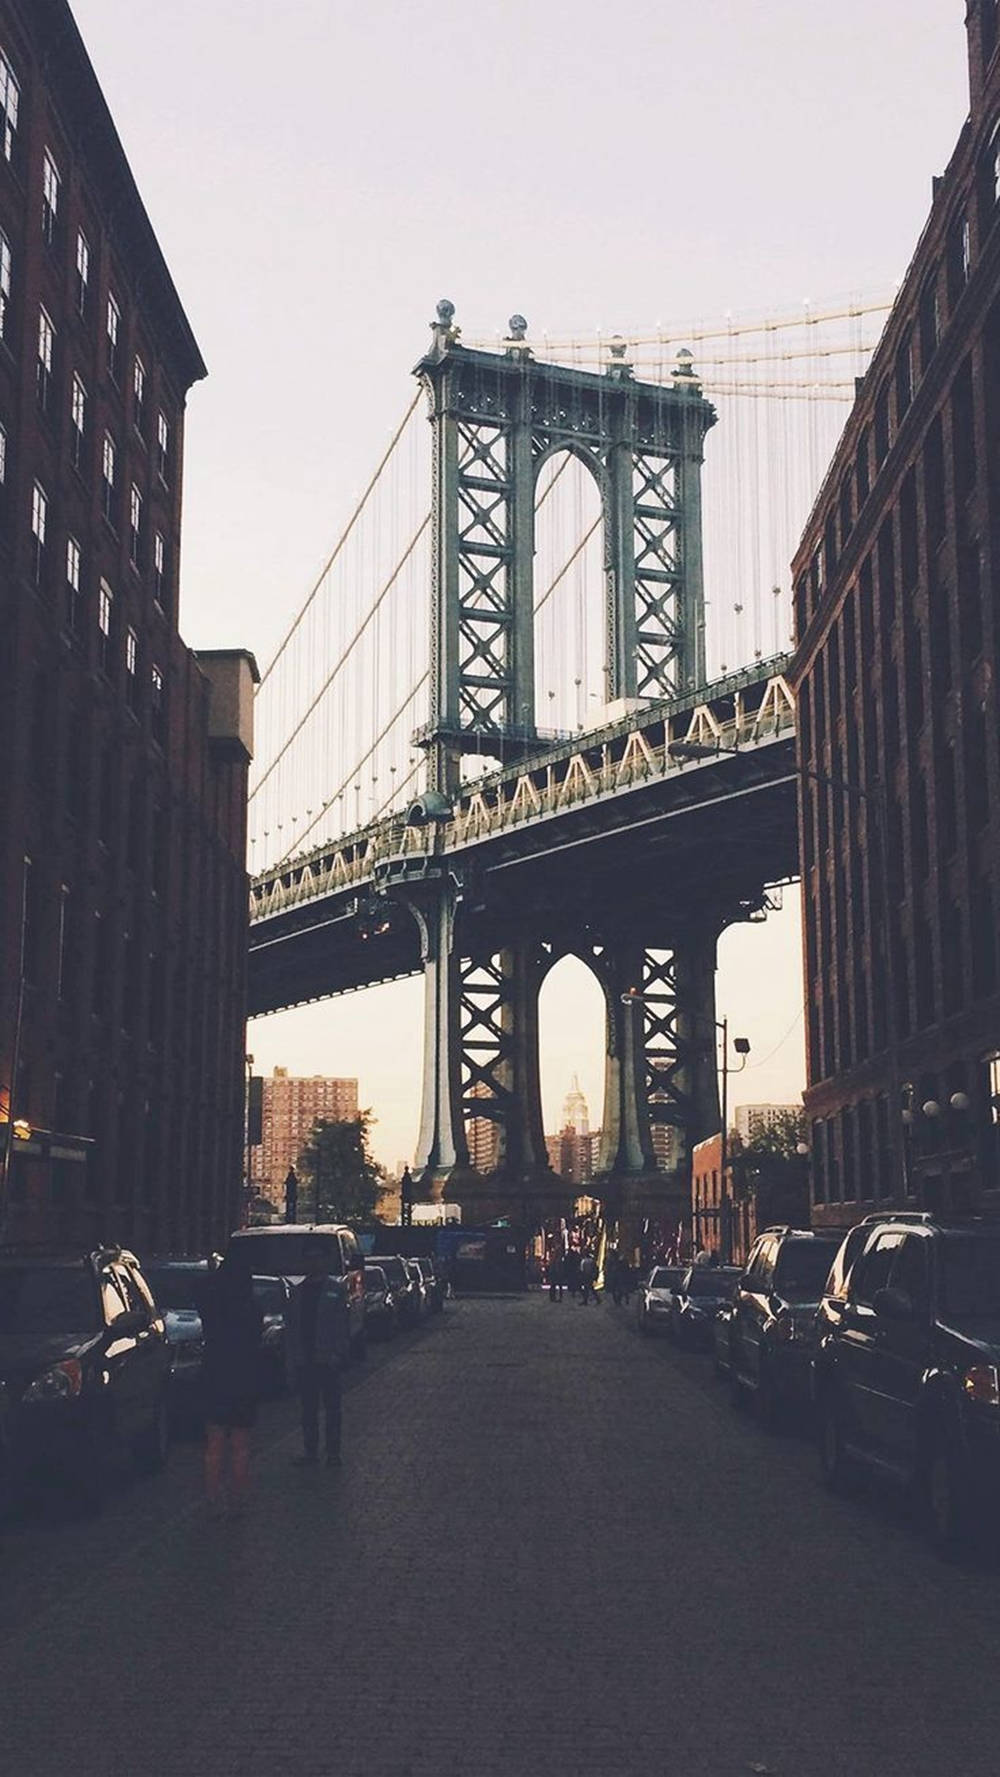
[636,1264,685,1336]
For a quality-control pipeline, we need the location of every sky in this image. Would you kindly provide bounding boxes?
[72,0,971,1167]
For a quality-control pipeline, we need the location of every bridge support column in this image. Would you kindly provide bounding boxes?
[598,941,658,1178]
[455,936,568,1227]
[407,880,470,1199]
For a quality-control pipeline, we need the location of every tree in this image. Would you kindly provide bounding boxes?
[297,1111,388,1224]
[731,1110,809,1229]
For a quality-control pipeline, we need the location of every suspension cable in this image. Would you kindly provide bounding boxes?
[251,515,431,801]
[256,389,422,690]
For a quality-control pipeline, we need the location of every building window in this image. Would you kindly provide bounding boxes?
[106,294,122,383]
[98,580,113,674]
[66,534,83,630]
[874,379,890,467]
[70,373,86,470]
[42,150,60,246]
[133,356,146,437]
[75,230,90,317]
[101,432,117,526]
[948,211,972,307]
[153,530,166,608]
[30,481,47,585]
[0,226,10,343]
[0,421,6,501]
[919,272,939,372]
[129,483,142,567]
[895,331,912,420]
[37,307,54,416]
[0,47,19,163]
[156,410,170,484]
[151,662,165,742]
[125,627,138,710]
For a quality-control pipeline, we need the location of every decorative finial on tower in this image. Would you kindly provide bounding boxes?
[429,298,461,358]
[672,346,700,388]
[605,335,634,381]
[503,313,532,358]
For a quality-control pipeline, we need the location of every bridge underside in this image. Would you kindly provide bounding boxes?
[248,746,797,1017]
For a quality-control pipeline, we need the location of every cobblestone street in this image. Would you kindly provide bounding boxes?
[6,1294,1000,1777]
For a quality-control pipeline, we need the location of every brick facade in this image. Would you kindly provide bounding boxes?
[0,0,255,1254]
[791,3,1000,1226]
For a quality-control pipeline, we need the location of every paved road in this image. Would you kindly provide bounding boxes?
[4,1294,1000,1777]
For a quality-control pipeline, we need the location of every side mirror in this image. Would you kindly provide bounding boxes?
[738,1274,753,1290]
[873,1286,914,1322]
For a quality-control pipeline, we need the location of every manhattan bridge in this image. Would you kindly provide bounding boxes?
[247,295,889,1230]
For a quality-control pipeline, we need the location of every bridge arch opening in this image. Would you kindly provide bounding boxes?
[537,952,606,1187]
[533,450,606,735]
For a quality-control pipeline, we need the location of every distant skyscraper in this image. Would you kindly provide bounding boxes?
[467,1079,500,1173]
[562,1075,590,1136]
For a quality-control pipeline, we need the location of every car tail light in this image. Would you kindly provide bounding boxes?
[962,1365,1000,1406]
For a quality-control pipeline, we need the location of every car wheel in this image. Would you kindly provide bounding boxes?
[818,1390,852,1494]
[922,1434,978,1560]
[134,1394,170,1476]
[757,1356,780,1433]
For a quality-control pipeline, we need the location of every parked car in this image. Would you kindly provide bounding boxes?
[636,1265,685,1335]
[363,1263,398,1339]
[0,1245,171,1511]
[228,1224,367,1358]
[368,1253,421,1327]
[729,1226,842,1427]
[813,1211,1000,1555]
[143,1259,210,1425]
[671,1266,742,1349]
[414,1255,445,1313]
[252,1274,292,1393]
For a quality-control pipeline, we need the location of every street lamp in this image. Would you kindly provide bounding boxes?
[668,735,906,1202]
[621,988,749,1261]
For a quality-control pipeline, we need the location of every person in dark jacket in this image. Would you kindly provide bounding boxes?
[285,1241,349,1468]
[199,1252,263,1516]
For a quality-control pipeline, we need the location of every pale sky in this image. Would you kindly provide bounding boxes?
[72,0,970,1167]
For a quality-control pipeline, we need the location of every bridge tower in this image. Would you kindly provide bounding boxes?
[405,303,729,1236]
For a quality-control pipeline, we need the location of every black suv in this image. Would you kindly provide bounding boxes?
[813,1212,1000,1555]
[0,1246,171,1511]
[729,1226,842,1427]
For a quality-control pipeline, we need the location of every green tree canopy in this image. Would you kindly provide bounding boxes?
[297,1111,388,1224]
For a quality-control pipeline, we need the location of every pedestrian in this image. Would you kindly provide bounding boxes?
[548,1249,564,1301]
[619,1255,633,1305]
[198,1249,263,1518]
[563,1246,581,1300]
[579,1250,597,1305]
[286,1239,349,1468]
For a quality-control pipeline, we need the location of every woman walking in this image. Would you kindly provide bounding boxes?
[198,1252,262,1518]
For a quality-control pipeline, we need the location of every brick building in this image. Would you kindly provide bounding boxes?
[792,3,1000,1226]
[0,0,256,1253]
[250,1068,359,1205]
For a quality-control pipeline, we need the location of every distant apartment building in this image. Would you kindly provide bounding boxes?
[251,1068,358,1204]
[733,1104,801,1145]
[466,1078,500,1174]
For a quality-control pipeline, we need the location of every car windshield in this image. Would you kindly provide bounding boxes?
[941,1237,1000,1318]
[232,1234,341,1276]
[0,1266,99,1335]
[774,1242,839,1300]
[252,1278,286,1314]
[146,1268,205,1311]
[686,1269,736,1299]
[649,1269,680,1290]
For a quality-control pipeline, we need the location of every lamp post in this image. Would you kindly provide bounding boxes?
[668,737,905,1203]
[621,990,749,1262]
